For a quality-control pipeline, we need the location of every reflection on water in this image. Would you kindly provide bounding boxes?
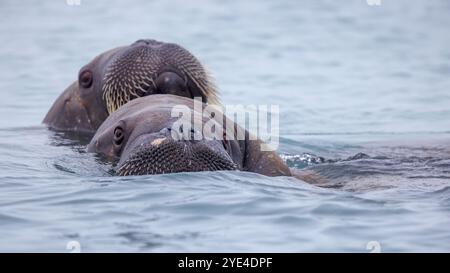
[0,0,450,252]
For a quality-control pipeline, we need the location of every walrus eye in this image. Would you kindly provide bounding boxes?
[113,126,124,146]
[79,70,93,88]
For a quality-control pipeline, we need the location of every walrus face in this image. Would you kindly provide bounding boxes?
[88,111,237,176]
[88,95,291,177]
[116,125,237,176]
[44,39,218,133]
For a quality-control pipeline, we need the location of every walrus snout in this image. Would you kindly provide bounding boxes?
[102,39,218,114]
[116,131,237,176]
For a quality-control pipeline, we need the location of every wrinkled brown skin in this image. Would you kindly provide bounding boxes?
[43,47,122,134]
[243,139,292,177]
[87,95,292,177]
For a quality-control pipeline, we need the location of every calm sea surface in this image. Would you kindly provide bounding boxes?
[0,0,449,252]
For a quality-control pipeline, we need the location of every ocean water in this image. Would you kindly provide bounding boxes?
[1,0,450,252]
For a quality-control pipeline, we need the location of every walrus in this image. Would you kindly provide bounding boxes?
[87,95,292,177]
[43,39,219,134]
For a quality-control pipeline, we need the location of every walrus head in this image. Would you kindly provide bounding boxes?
[87,95,291,177]
[43,39,219,133]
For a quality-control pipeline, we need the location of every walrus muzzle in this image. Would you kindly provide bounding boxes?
[116,129,237,176]
[102,39,217,114]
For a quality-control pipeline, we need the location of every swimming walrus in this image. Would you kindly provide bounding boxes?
[43,39,219,133]
[87,95,293,177]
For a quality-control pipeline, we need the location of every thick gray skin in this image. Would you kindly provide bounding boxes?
[43,39,218,134]
[87,95,292,177]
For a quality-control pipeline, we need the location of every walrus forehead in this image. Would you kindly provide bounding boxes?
[100,95,217,124]
[81,46,125,77]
